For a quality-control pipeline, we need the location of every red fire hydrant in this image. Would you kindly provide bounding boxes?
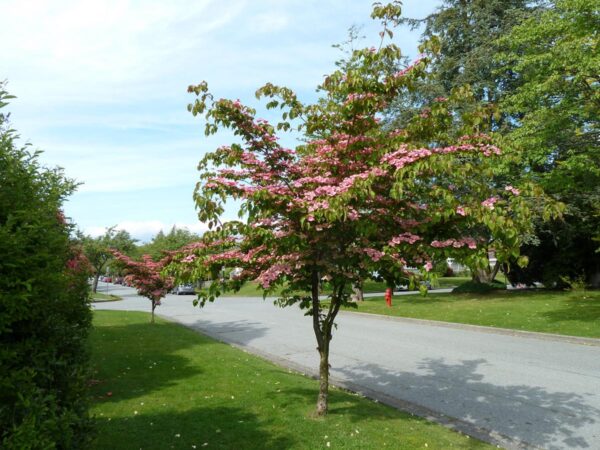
[385,288,392,307]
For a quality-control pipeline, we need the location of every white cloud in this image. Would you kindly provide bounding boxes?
[2,0,247,102]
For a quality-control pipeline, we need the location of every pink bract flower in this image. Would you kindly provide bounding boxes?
[481,197,498,209]
[363,248,384,262]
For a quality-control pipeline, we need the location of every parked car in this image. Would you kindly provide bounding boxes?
[173,284,195,295]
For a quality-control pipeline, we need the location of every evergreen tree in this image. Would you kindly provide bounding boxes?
[389,0,542,130]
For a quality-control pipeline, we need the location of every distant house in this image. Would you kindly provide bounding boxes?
[446,257,467,274]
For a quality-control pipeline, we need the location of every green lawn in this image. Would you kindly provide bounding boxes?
[90,292,122,302]
[204,277,471,298]
[435,277,472,289]
[89,311,489,449]
[344,290,600,339]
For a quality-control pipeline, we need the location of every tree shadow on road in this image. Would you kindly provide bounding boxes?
[186,318,270,346]
[332,358,600,449]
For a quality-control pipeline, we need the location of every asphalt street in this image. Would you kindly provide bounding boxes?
[94,284,600,450]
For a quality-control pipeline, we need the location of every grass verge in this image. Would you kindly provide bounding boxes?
[203,277,472,298]
[91,292,122,302]
[344,290,600,339]
[89,311,489,449]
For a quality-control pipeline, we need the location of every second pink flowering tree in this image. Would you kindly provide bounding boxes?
[112,251,174,323]
[168,2,546,415]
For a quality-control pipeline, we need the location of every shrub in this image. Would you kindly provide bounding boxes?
[443,266,455,277]
[0,85,93,448]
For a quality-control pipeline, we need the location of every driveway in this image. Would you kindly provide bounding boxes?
[94,284,600,450]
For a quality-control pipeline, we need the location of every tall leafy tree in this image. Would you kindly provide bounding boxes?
[167,2,548,416]
[390,0,542,129]
[383,0,547,283]
[137,226,201,260]
[81,227,137,292]
[497,0,600,286]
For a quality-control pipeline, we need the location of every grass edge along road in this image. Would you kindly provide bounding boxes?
[89,310,490,449]
[202,277,472,298]
[342,290,600,339]
[90,292,122,302]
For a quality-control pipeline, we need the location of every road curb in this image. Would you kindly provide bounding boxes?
[340,311,600,347]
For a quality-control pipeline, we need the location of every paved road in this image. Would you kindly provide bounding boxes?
[95,284,600,450]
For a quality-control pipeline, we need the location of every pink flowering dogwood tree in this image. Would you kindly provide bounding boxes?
[112,251,174,323]
[167,3,543,415]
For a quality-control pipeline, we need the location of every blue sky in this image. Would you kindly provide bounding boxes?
[2,0,441,242]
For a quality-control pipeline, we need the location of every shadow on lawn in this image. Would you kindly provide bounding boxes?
[333,358,600,449]
[92,406,294,450]
[542,295,600,323]
[90,320,207,404]
[277,385,419,424]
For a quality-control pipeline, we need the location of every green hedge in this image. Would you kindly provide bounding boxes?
[0,85,93,448]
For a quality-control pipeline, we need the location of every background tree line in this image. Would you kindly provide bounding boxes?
[80,225,200,293]
[390,0,599,287]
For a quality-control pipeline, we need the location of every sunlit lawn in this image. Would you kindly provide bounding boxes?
[90,292,122,302]
[89,311,490,449]
[206,277,472,298]
[344,290,600,338]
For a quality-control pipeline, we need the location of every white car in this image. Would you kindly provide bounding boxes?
[173,284,195,295]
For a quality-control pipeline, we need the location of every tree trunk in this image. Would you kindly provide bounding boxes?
[92,273,99,293]
[151,301,156,323]
[352,281,364,302]
[310,270,343,416]
[316,346,330,416]
[472,261,500,284]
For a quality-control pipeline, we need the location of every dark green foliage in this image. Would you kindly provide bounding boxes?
[498,0,600,286]
[0,84,93,448]
[80,227,137,293]
[135,226,200,260]
[390,0,541,128]
[390,0,599,286]
[452,280,506,294]
[506,220,600,289]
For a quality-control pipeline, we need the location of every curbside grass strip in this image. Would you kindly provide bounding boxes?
[339,310,600,347]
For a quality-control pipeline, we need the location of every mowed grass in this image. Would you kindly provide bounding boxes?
[90,292,122,302]
[206,277,471,298]
[89,311,490,450]
[344,290,600,338]
[435,277,472,289]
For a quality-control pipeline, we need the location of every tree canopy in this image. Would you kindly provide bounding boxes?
[136,226,201,260]
[81,227,137,292]
[390,0,542,129]
[112,251,174,323]
[497,0,600,285]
